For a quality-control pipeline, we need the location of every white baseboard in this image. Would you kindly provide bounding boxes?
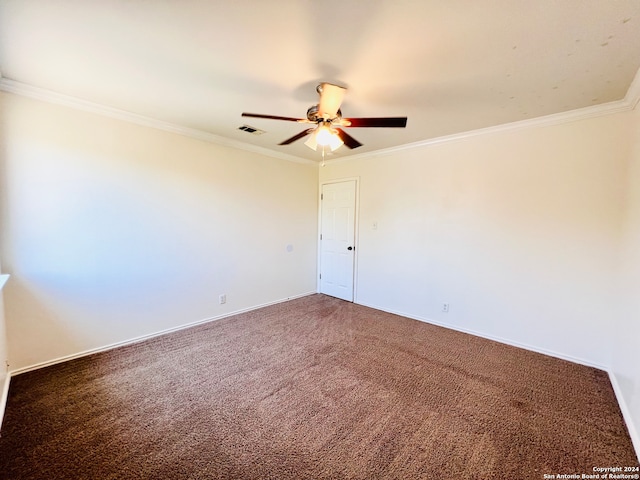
[3,292,637,463]
[0,373,10,433]
[0,291,314,431]
[0,291,316,432]
[608,371,640,462]
[356,300,640,460]
[8,291,316,378]
[356,300,606,370]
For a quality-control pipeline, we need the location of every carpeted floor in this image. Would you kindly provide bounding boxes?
[0,294,637,479]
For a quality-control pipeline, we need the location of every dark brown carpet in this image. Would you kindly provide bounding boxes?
[0,294,637,479]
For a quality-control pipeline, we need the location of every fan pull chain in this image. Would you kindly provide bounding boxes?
[321,146,326,167]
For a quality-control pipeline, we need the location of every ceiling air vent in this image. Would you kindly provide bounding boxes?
[238,125,265,135]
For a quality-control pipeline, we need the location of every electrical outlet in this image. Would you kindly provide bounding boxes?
[442,303,450,313]
[219,294,227,305]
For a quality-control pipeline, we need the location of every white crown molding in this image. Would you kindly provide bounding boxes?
[625,66,640,109]
[0,77,316,166]
[0,274,9,291]
[326,66,640,165]
[330,99,634,165]
[2,66,639,167]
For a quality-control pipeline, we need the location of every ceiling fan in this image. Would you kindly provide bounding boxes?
[242,83,407,153]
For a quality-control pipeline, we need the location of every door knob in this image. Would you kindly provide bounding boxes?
[347,246,353,251]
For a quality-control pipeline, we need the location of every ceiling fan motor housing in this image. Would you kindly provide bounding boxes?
[306,105,319,122]
[307,105,342,123]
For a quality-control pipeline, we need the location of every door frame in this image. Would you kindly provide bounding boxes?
[317,177,360,302]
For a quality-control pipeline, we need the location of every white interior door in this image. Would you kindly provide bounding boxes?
[320,180,356,301]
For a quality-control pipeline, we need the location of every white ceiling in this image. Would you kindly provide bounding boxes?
[1,0,640,163]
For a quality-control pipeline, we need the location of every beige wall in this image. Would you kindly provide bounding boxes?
[617,103,640,449]
[1,87,638,453]
[321,106,640,452]
[320,112,631,368]
[0,276,7,410]
[0,92,319,369]
[0,95,10,410]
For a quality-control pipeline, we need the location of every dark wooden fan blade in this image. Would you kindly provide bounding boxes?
[336,128,363,149]
[242,113,303,122]
[344,117,407,128]
[279,129,313,145]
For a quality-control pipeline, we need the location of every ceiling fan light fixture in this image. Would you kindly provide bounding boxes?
[327,131,344,151]
[305,124,343,152]
[304,132,318,150]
